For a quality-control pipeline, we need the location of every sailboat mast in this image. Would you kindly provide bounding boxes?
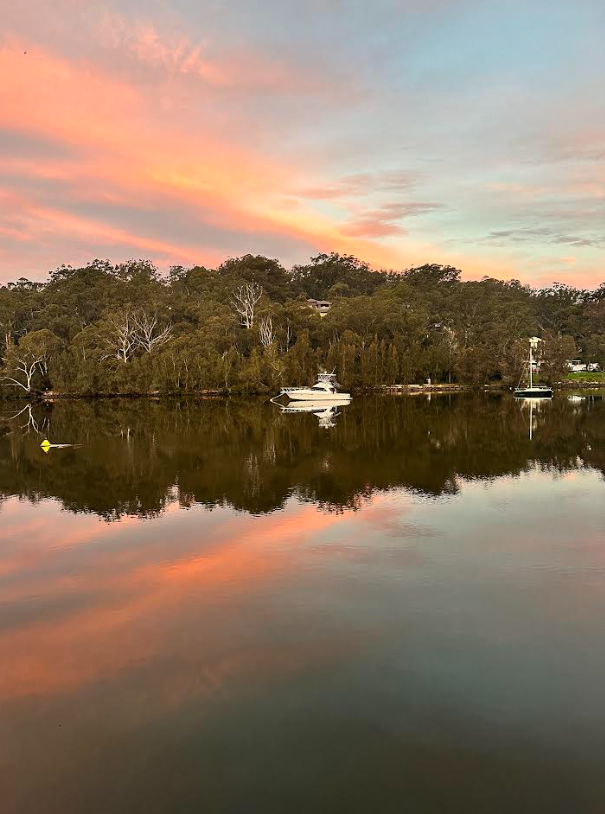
[529,340,533,389]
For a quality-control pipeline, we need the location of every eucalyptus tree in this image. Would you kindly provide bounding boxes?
[232,282,263,329]
[0,329,63,393]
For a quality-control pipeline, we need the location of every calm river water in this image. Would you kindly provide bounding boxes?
[1,394,605,813]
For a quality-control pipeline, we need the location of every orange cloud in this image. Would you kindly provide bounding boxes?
[0,43,435,275]
[1,11,603,286]
[0,501,345,700]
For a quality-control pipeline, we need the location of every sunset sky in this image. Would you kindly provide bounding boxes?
[1,0,604,286]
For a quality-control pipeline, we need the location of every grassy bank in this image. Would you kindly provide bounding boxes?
[564,371,605,383]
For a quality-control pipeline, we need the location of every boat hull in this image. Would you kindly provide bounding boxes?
[281,390,351,401]
[514,388,553,399]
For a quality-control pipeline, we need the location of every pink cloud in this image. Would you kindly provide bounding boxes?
[0,499,346,700]
[0,44,410,276]
[1,4,604,286]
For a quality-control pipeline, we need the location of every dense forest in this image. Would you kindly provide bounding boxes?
[1,253,604,396]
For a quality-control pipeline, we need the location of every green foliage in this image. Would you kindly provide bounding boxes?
[1,255,602,395]
[291,252,391,299]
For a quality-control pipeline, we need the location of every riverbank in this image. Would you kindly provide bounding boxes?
[384,381,605,394]
[1,379,604,402]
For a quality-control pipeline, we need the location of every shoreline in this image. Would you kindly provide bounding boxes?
[2,380,604,402]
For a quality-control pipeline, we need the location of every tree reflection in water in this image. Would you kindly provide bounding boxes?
[1,393,605,520]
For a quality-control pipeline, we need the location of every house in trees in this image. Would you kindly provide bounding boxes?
[567,359,600,373]
[307,298,332,317]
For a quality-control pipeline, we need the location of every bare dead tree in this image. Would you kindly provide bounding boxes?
[132,310,173,353]
[1,354,44,392]
[285,320,293,352]
[102,311,137,363]
[259,315,276,347]
[232,283,263,329]
[258,315,285,380]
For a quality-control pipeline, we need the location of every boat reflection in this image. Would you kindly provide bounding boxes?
[277,399,349,429]
[517,396,552,440]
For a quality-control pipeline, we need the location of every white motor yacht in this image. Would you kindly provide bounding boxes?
[277,372,351,402]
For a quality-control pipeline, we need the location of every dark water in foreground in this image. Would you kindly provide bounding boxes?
[1,394,605,813]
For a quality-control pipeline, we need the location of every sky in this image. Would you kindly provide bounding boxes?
[0,0,604,287]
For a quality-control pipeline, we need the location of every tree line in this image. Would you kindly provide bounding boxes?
[0,252,603,396]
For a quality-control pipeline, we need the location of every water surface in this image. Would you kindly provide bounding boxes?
[1,394,605,813]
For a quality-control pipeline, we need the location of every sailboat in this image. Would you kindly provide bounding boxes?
[514,338,553,399]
